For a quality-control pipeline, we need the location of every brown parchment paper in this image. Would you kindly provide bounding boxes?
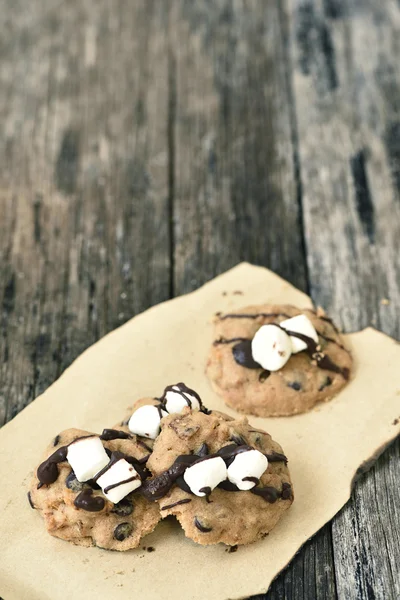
[0,263,399,600]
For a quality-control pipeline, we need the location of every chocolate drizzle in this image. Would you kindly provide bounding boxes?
[218,312,291,321]
[140,443,290,505]
[160,382,197,409]
[100,429,132,441]
[224,319,349,380]
[161,498,192,511]
[251,486,280,503]
[103,474,139,494]
[284,329,349,379]
[259,370,271,382]
[243,476,259,485]
[213,337,250,346]
[27,491,35,509]
[251,481,293,503]
[37,445,69,485]
[140,454,198,501]
[74,488,105,512]
[136,439,153,453]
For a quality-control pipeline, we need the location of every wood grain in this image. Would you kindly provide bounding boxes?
[288,0,400,598]
[0,1,399,599]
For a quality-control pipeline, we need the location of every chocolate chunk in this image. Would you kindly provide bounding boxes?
[53,434,60,446]
[27,491,35,509]
[114,522,133,541]
[194,517,212,532]
[74,489,105,512]
[287,381,302,391]
[232,341,261,369]
[265,451,288,464]
[195,443,209,457]
[318,376,332,391]
[112,497,134,516]
[65,471,85,492]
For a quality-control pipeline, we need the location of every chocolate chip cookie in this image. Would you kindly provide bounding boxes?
[29,428,160,550]
[143,409,293,546]
[206,304,352,417]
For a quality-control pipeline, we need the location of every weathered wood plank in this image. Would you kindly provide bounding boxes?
[171,2,336,598]
[288,0,400,597]
[0,0,171,421]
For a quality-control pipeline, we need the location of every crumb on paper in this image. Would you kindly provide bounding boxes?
[225,545,238,553]
[380,298,390,306]
[222,291,227,296]
[233,290,243,295]
[147,546,155,552]
[116,571,124,575]
[393,418,399,426]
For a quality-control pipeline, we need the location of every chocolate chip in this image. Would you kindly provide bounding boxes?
[114,522,133,541]
[65,471,85,492]
[194,517,212,532]
[281,482,293,500]
[53,434,60,446]
[27,491,35,509]
[318,376,332,391]
[287,381,302,391]
[112,498,134,516]
[230,432,247,446]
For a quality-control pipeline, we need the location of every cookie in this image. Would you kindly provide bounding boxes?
[143,409,293,546]
[29,428,160,550]
[206,304,352,417]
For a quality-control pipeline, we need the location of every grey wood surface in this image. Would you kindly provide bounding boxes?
[0,1,399,598]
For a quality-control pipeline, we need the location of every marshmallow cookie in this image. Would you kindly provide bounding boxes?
[206,304,352,417]
[29,428,160,550]
[142,409,293,546]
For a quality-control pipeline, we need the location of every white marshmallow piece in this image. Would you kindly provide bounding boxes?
[67,436,110,483]
[183,457,227,497]
[251,324,292,371]
[97,458,141,504]
[227,449,268,490]
[164,385,201,414]
[280,314,318,354]
[128,405,168,439]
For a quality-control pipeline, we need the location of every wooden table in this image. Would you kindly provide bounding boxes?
[0,1,399,598]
